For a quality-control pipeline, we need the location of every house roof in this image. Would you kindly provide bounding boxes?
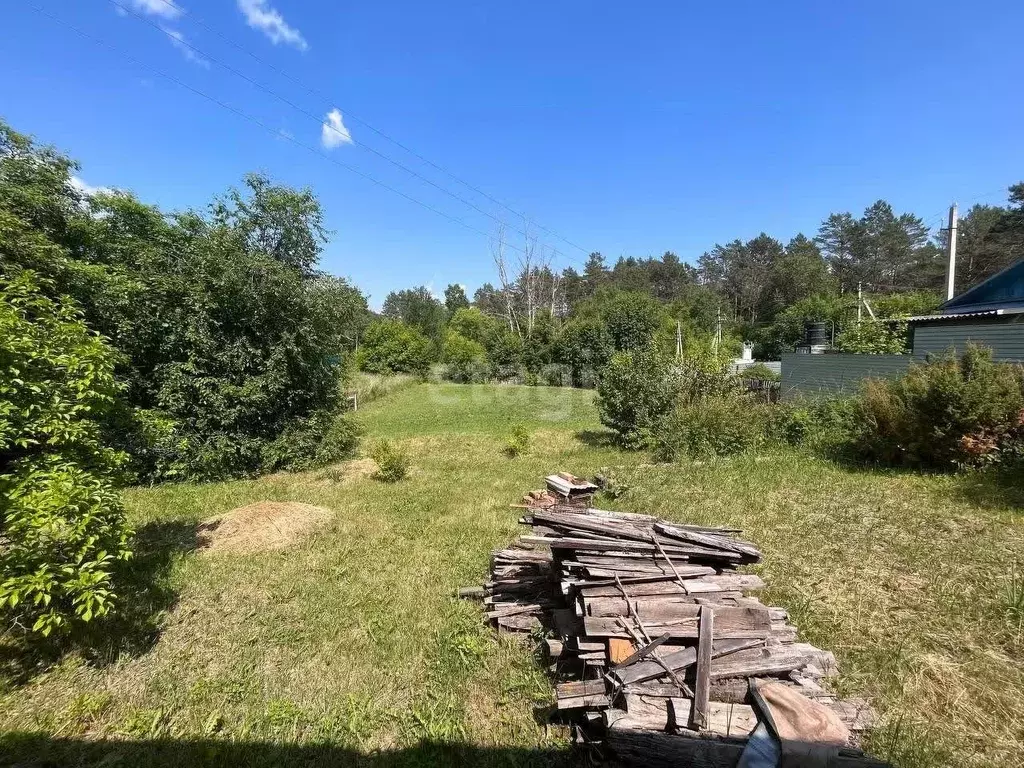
[906,307,1024,323]
[940,258,1024,313]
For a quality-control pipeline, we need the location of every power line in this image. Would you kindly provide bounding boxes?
[28,1,539,259]
[127,0,592,261]
[107,0,582,263]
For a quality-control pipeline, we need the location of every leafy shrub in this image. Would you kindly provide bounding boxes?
[769,396,857,451]
[260,410,362,473]
[740,362,781,382]
[539,363,572,387]
[356,319,433,376]
[504,424,530,457]
[653,395,768,461]
[370,439,409,482]
[441,330,488,383]
[0,271,133,636]
[850,345,1024,468]
[599,291,666,351]
[447,307,498,347]
[487,330,525,380]
[835,321,909,354]
[596,347,680,448]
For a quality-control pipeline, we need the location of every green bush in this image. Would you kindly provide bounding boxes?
[356,319,433,376]
[441,330,489,383]
[504,424,530,457]
[835,321,909,354]
[653,395,768,461]
[596,347,680,448]
[850,345,1024,468]
[260,410,361,473]
[370,439,410,482]
[0,271,133,636]
[556,318,613,387]
[768,396,857,451]
[487,330,525,381]
[539,363,572,387]
[740,362,781,382]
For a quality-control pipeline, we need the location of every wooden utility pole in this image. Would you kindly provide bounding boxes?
[944,203,959,301]
[675,320,682,360]
[857,283,862,323]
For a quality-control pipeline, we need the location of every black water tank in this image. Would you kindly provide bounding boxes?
[805,322,829,347]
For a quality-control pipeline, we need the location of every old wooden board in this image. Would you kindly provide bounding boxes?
[692,605,714,730]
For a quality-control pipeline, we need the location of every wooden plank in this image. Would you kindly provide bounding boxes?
[520,536,741,560]
[614,638,764,686]
[556,680,607,699]
[605,727,892,768]
[692,605,714,729]
[612,633,672,670]
[608,637,635,665]
[584,607,771,640]
[579,574,764,598]
[709,646,813,679]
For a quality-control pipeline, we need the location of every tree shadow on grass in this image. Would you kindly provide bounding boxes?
[0,734,586,768]
[945,465,1024,512]
[0,519,202,687]
[574,429,619,449]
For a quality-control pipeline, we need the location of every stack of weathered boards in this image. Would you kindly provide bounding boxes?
[461,473,888,768]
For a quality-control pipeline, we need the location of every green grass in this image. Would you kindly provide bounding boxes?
[1,382,1023,767]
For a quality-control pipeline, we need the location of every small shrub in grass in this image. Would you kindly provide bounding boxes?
[370,439,409,482]
[504,424,530,457]
[740,362,781,382]
[768,396,857,451]
[653,396,768,461]
[596,347,681,448]
[850,344,1024,469]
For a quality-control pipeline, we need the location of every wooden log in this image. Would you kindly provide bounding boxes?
[692,605,714,729]
[584,607,771,640]
[458,586,485,598]
[605,727,892,768]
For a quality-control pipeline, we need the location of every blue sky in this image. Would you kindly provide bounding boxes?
[3,1,1024,308]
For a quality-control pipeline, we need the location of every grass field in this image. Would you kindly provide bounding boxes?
[1,382,1023,767]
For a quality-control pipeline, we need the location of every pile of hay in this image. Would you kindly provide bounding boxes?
[198,501,334,554]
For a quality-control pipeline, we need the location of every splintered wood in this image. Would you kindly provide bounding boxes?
[461,472,887,767]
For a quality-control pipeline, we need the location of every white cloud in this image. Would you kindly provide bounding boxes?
[70,175,112,197]
[237,0,308,51]
[131,0,182,19]
[321,109,353,149]
[161,26,210,67]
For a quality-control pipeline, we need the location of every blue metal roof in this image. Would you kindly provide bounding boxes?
[941,258,1024,313]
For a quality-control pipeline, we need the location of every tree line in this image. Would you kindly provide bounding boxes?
[368,187,1024,379]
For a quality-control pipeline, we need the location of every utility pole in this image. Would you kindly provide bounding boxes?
[944,203,959,301]
[713,307,722,353]
[675,320,682,360]
[857,282,862,323]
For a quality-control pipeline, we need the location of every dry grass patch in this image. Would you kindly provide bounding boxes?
[197,501,335,554]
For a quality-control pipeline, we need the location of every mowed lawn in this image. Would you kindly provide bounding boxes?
[2,383,1023,767]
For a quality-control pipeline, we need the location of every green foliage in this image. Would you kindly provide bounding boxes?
[443,283,469,314]
[356,319,433,376]
[260,410,362,473]
[739,362,781,382]
[382,286,446,340]
[503,423,530,457]
[596,347,680,448]
[446,307,498,347]
[0,271,133,636]
[768,396,857,452]
[556,318,613,386]
[595,290,665,351]
[850,345,1024,468]
[1,123,371,483]
[369,439,409,482]
[486,330,525,380]
[653,395,768,461]
[441,330,488,384]
[835,321,909,354]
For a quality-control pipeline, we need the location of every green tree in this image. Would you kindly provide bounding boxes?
[442,330,487,383]
[444,283,470,313]
[598,290,666,351]
[556,318,613,386]
[382,286,446,340]
[356,319,433,375]
[448,306,498,346]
